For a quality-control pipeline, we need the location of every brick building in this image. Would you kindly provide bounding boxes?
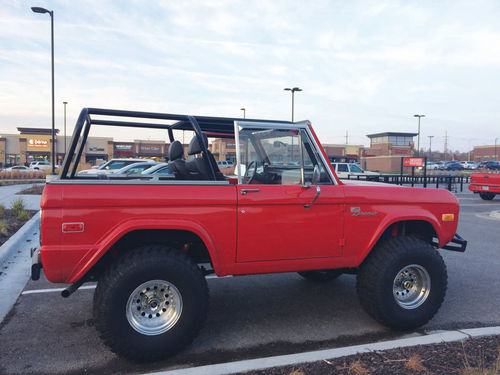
[472,145,499,162]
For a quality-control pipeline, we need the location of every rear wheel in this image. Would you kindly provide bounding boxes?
[356,236,447,330]
[93,245,208,361]
[298,269,342,282]
[479,192,495,200]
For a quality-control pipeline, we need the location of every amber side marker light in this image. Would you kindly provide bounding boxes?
[442,214,455,222]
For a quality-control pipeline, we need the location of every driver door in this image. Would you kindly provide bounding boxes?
[235,122,344,263]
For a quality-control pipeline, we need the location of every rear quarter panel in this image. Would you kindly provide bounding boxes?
[40,183,237,283]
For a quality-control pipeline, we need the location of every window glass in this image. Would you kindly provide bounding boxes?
[350,164,363,172]
[337,164,348,172]
[238,127,331,185]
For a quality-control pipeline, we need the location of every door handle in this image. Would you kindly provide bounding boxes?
[241,188,260,195]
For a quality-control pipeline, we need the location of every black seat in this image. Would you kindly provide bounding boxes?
[185,135,225,181]
[167,141,188,179]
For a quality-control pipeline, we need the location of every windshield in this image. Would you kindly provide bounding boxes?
[350,164,363,173]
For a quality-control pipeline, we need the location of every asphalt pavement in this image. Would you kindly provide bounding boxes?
[0,189,499,375]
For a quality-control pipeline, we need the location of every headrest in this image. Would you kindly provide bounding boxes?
[188,134,208,155]
[169,141,184,161]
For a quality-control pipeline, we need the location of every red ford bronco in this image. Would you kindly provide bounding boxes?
[469,172,500,200]
[32,108,467,361]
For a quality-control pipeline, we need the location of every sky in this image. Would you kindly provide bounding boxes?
[0,0,499,152]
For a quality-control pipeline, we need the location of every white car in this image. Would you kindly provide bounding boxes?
[29,161,51,170]
[3,166,35,173]
[78,159,155,175]
[461,161,478,170]
[331,162,380,181]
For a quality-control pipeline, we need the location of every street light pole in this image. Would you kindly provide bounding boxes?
[284,87,302,122]
[495,138,498,161]
[414,114,425,157]
[240,107,246,119]
[31,6,56,174]
[428,135,434,161]
[63,101,68,154]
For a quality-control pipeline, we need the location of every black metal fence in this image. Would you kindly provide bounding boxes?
[345,174,471,192]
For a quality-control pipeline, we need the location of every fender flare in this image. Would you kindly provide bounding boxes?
[354,210,441,266]
[68,218,222,283]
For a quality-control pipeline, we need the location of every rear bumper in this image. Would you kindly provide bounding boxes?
[469,184,500,193]
[434,233,467,253]
[31,247,42,281]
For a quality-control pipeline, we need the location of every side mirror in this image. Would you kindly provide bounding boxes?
[312,165,321,184]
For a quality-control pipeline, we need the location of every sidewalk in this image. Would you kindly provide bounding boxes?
[0,183,43,210]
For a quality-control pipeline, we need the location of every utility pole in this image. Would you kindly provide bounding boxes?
[240,108,246,119]
[345,130,348,145]
[63,101,68,154]
[428,135,434,161]
[444,131,448,161]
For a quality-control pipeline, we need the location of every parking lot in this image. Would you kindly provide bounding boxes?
[0,191,499,375]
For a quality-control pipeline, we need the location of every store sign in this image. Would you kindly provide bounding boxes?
[140,144,161,153]
[28,139,48,148]
[89,146,105,152]
[403,157,424,167]
[115,144,132,150]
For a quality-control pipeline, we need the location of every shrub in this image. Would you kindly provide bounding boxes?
[0,219,9,236]
[10,198,25,216]
[17,210,31,221]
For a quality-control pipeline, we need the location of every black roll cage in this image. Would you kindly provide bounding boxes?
[60,108,292,180]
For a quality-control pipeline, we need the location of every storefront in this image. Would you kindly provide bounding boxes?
[114,142,135,158]
[17,127,58,165]
[86,137,113,165]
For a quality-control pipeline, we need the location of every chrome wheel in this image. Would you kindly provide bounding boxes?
[393,264,431,310]
[126,280,183,336]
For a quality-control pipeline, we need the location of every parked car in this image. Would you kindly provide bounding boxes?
[78,158,155,175]
[460,161,478,170]
[29,160,51,170]
[469,172,500,200]
[444,161,463,171]
[114,162,159,175]
[217,160,231,168]
[478,161,489,169]
[485,161,500,170]
[141,163,173,175]
[2,165,35,172]
[33,107,466,361]
[331,162,380,181]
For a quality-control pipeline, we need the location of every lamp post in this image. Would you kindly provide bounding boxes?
[414,114,425,157]
[31,6,55,174]
[495,138,498,161]
[240,107,246,119]
[284,87,302,122]
[428,135,434,161]
[63,101,68,154]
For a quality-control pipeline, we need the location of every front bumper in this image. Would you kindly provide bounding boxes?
[31,247,42,281]
[434,233,467,253]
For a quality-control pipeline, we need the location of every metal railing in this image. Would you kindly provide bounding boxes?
[345,174,471,192]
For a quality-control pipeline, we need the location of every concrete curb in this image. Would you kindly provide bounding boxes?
[0,211,40,267]
[145,327,500,375]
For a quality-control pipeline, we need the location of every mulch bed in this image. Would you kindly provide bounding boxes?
[0,209,37,246]
[240,335,500,375]
[16,184,45,195]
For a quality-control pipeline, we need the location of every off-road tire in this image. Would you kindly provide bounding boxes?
[93,245,209,361]
[479,192,495,200]
[356,236,447,330]
[298,269,343,282]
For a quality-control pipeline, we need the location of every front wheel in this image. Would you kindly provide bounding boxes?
[93,245,209,361]
[356,236,447,330]
[479,192,495,200]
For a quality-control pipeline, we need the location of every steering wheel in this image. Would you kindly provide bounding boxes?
[243,161,258,184]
